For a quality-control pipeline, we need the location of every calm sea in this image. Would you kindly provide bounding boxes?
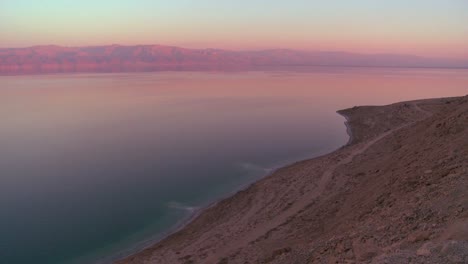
[0,68,467,264]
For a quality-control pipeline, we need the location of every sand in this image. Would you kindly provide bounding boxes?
[117,96,468,264]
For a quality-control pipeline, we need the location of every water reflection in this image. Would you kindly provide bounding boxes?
[0,68,466,263]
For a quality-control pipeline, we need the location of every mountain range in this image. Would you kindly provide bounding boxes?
[1,44,467,75]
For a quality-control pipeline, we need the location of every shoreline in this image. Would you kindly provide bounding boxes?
[2,65,468,78]
[107,114,350,263]
[110,113,350,263]
[113,108,355,263]
[117,95,468,263]
[100,204,208,264]
[115,99,418,263]
[337,111,354,146]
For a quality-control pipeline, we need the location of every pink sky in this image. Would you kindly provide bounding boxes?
[1,1,467,58]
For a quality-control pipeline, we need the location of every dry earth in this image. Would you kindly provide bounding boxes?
[117,96,468,264]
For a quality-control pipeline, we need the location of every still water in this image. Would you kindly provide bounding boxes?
[0,68,467,263]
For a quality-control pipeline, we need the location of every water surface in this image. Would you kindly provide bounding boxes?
[0,68,467,263]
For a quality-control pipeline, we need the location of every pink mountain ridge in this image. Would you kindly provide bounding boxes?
[0,44,467,74]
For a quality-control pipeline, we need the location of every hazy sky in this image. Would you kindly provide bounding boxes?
[1,0,467,58]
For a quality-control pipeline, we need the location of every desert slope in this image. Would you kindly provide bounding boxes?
[118,96,468,264]
[1,45,467,75]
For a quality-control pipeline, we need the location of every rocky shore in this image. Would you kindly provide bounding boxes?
[118,96,467,264]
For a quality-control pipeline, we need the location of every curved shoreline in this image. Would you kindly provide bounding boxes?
[108,114,350,263]
[337,111,354,146]
[114,102,399,263]
[117,96,468,264]
[99,205,208,264]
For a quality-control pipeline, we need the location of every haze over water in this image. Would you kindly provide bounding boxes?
[0,68,467,264]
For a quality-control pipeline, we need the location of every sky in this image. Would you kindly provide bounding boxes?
[1,0,467,58]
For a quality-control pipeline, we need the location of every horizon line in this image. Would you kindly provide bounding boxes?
[1,43,466,61]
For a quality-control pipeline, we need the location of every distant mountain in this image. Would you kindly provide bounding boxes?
[0,44,467,75]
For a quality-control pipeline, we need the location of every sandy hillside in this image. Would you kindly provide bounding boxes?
[117,96,468,264]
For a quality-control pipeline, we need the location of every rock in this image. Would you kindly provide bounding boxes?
[407,231,431,243]
[416,243,432,256]
[344,249,354,259]
[353,239,380,261]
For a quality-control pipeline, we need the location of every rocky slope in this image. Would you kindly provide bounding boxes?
[1,45,467,75]
[117,95,467,264]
